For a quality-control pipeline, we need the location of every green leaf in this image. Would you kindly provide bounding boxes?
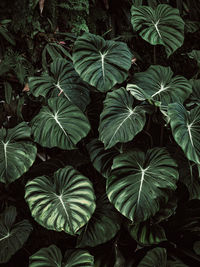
[25,166,96,235]
[4,81,12,104]
[0,206,32,263]
[168,103,200,164]
[0,122,37,184]
[186,79,200,108]
[87,139,120,178]
[29,245,62,267]
[77,194,121,247]
[138,247,167,267]
[29,58,90,111]
[107,148,178,222]
[131,4,185,57]
[29,245,94,267]
[127,220,166,245]
[73,33,132,92]
[127,65,192,106]
[63,249,94,267]
[99,88,146,149]
[31,97,90,150]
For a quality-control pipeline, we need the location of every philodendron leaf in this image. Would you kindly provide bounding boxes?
[127,65,192,106]
[186,79,200,107]
[138,247,167,267]
[77,194,121,248]
[29,245,94,267]
[168,103,200,164]
[131,4,185,57]
[73,33,132,92]
[0,206,32,264]
[107,148,178,222]
[31,97,90,149]
[28,58,90,111]
[25,166,96,235]
[0,122,37,184]
[99,88,147,149]
[127,220,166,246]
[87,139,120,178]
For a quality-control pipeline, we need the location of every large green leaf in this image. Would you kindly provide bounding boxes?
[31,97,90,149]
[87,139,119,179]
[0,206,32,263]
[99,88,146,149]
[107,148,178,222]
[127,220,166,246]
[29,58,90,111]
[77,194,121,247]
[131,4,185,57]
[73,33,132,92]
[127,65,192,106]
[0,122,37,184]
[29,245,94,267]
[186,79,200,108]
[25,166,96,235]
[138,247,167,267]
[168,103,200,164]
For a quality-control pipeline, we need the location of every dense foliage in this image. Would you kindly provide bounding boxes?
[1,0,200,266]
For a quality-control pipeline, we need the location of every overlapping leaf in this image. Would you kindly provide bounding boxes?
[168,103,200,164]
[25,166,96,235]
[0,122,37,183]
[99,88,146,149]
[0,206,32,263]
[29,245,94,267]
[29,58,90,111]
[87,139,119,178]
[31,97,90,149]
[131,4,185,57]
[127,65,192,106]
[138,247,167,267]
[77,194,121,247]
[73,33,132,92]
[127,220,166,246]
[107,148,178,222]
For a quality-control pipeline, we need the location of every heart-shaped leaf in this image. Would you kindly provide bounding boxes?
[127,220,166,246]
[25,166,96,235]
[0,122,37,184]
[77,194,121,247]
[31,97,90,149]
[127,65,192,106]
[168,103,200,164]
[131,4,185,57]
[73,33,132,92]
[29,245,94,267]
[0,206,32,263]
[29,58,90,111]
[99,88,146,149]
[107,148,178,222]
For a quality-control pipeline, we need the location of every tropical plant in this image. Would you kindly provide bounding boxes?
[1,0,200,266]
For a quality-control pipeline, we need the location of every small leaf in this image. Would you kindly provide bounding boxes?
[0,122,37,184]
[0,206,32,263]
